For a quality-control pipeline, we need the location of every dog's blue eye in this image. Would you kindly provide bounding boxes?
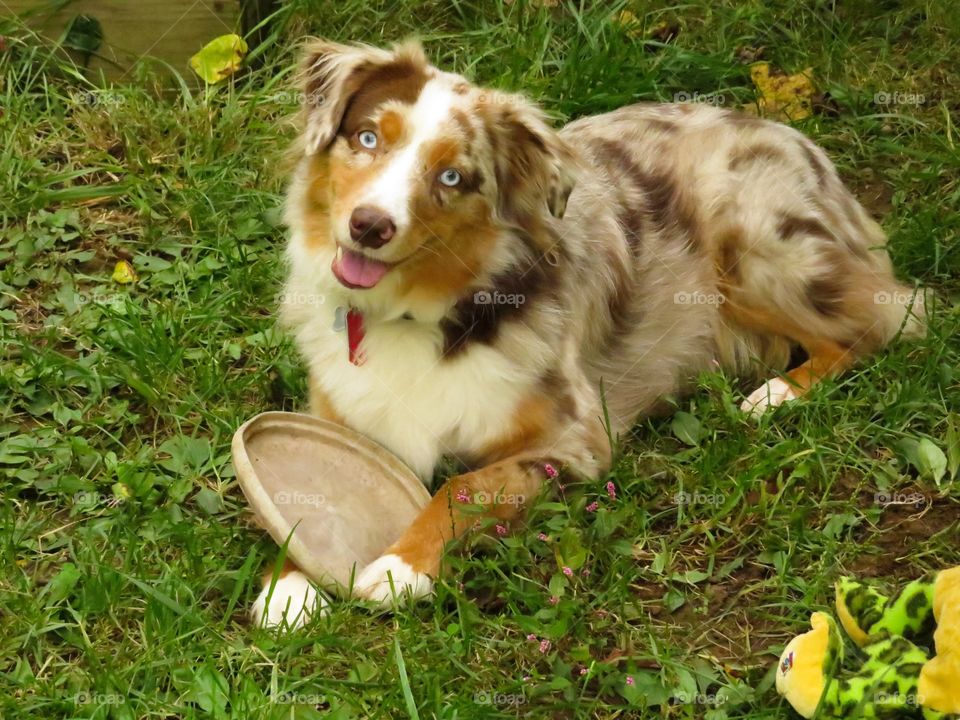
[358,131,378,149]
[439,169,461,187]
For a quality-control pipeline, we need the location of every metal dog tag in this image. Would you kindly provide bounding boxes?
[332,306,347,332]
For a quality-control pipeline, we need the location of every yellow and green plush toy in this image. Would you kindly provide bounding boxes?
[776,566,960,718]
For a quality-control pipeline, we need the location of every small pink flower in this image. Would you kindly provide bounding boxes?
[455,488,470,503]
[544,463,559,479]
[539,639,551,653]
[579,667,588,676]
[538,532,548,541]
[527,633,537,641]
[626,676,635,686]
[523,675,531,682]
[495,524,507,536]
[586,501,599,512]
[562,566,573,577]
[606,481,616,499]
[581,568,591,577]
[549,595,559,605]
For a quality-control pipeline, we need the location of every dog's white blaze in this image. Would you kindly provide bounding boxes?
[360,79,458,230]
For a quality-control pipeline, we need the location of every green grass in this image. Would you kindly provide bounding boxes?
[2,1,959,717]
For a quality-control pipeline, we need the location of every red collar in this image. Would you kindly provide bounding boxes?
[346,308,366,366]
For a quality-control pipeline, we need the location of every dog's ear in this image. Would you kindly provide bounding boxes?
[297,39,428,155]
[482,94,578,227]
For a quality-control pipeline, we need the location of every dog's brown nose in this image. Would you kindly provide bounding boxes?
[349,206,396,248]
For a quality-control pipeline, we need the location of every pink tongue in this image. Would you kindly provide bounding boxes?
[333,248,391,288]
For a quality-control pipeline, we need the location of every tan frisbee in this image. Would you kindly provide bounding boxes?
[231,411,431,594]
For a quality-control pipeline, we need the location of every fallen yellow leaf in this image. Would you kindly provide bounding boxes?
[189,34,248,84]
[614,10,644,39]
[746,62,816,122]
[111,482,131,503]
[111,260,137,284]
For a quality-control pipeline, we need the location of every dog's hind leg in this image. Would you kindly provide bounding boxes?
[720,292,906,415]
[740,333,855,414]
[708,149,926,415]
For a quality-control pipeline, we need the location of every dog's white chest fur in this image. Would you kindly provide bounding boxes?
[315,316,528,479]
[285,275,531,480]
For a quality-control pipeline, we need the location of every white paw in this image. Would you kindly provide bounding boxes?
[353,554,433,607]
[251,570,328,629]
[740,377,799,416]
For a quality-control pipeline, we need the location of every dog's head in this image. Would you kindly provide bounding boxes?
[289,39,577,312]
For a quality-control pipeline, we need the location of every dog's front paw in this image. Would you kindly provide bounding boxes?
[740,377,798,416]
[354,554,434,607]
[251,570,328,629]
